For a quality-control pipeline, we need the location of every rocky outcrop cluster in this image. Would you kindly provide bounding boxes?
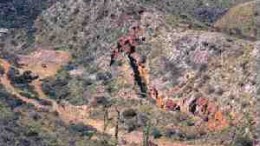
[109,21,230,130]
[150,86,228,130]
[110,24,149,97]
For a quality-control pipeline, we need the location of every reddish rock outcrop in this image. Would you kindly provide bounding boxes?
[165,99,180,111]
[110,24,149,97]
[110,23,229,131]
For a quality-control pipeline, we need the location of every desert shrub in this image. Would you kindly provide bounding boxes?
[42,72,96,106]
[121,109,138,132]
[96,72,112,82]
[69,123,96,137]
[137,113,149,127]
[105,79,121,95]
[41,78,69,100]
[19,89,39,100]
[232,135,253,146]
[0,51,19,66]
[0,101,14,120]
[193,7,227,24]
[66,77,88,105]
[160,57,184,85]
[122,109,137,119]
[90,96,111,107]
[7,68,38,85]
[0,95,52,146]
[0,85,23,109]
[121,109,150,132]
[164,128,185,139]
[151,128,162,139]
[5,68,39,99]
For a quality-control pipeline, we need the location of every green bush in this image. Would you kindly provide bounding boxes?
[152,128,162,139]
[232,135,253,146]
[69,123,96,138]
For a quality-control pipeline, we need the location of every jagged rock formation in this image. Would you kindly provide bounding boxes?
[110,24,149,97]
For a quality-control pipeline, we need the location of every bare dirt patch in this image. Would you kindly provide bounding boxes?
[17,49,71,79]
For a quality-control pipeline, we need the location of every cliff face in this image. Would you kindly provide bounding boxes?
[0,0,259,146]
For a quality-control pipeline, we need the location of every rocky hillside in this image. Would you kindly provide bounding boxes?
[0,0,259,146]
[214,0,260,40]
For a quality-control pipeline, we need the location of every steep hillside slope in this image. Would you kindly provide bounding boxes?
[214,0,259,40]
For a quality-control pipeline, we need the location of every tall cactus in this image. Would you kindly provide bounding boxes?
[143,120,151,146]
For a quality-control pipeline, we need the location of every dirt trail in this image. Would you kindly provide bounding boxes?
[0,57,110,132]
[32,79,191,145]
[0,58,198,146]
[0,59,47,110]
[0,49,207,146]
